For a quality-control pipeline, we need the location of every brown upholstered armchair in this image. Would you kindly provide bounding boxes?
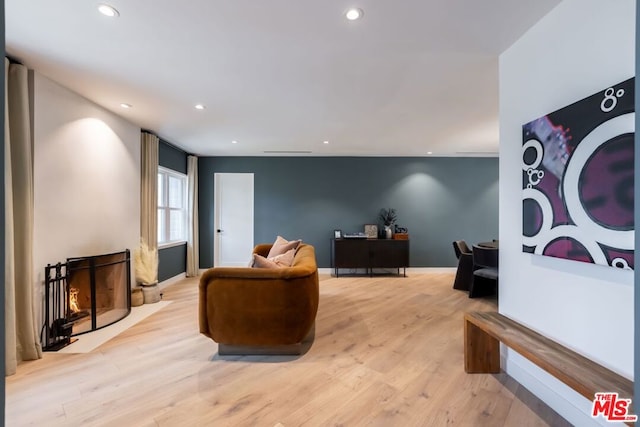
[199,243,319,355]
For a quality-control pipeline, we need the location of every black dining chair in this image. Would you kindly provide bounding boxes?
[452,240,473,291]
[469,244,498,298]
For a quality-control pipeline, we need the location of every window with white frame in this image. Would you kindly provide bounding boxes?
[157,167,187,245]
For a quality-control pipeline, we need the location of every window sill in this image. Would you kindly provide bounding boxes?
[158,241,187,250]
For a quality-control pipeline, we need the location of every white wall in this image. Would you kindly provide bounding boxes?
[499,0,635,425]
[32,72,140,314]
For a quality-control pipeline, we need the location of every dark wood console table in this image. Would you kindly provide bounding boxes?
[331,238,409,277]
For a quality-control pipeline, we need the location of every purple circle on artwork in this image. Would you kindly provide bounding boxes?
[578,134,634,230]
[543,237,593,264]
[522,198,542,237]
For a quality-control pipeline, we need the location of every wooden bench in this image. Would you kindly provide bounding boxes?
[464,312,633,405]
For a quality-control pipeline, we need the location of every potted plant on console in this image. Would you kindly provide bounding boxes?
[134,240,160,304]
[379,208,397,239]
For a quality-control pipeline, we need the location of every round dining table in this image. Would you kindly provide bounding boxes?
[477,240,499,249]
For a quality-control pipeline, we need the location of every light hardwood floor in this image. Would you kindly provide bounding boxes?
[7,272,571,426]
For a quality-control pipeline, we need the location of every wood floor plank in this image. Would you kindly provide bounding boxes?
[6,273,570,426]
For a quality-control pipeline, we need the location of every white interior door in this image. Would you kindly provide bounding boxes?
[214,173,254,267]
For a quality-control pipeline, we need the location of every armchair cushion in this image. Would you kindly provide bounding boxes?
[252,248,296,268]
[251,254,280,268]
[267,236,302,258]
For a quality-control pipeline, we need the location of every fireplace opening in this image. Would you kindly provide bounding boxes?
[41,249,131,351]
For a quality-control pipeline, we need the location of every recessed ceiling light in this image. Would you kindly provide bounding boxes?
[120,103,132,109]
[232,140,238,144]
[345,8,363,21]
[323,140,329,144]
[98,4,120,17]
[194,104,206,110]
[427,151,433,155]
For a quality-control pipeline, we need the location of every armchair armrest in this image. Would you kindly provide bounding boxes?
[200,265,315,283]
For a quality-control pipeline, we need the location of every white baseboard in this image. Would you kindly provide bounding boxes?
[406,267,456,274]
[319,267,456,275]
[504,349,605,427]
[158,272,187,289]
[197,267,456,276]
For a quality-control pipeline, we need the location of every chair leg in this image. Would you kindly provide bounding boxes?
[469,277,497,299]
[453,269,467,291]
[453,257,473,291]
[469,276,479,298]
[470,276,488,298]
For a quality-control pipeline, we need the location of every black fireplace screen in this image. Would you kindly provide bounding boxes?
[41,249,131,351]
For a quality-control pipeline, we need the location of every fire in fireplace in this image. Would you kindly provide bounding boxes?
[69,287,81,313]
[41,249,132,351]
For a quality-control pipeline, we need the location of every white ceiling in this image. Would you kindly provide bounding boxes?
[6,0,561,157]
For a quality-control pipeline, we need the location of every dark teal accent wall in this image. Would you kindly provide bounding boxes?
[198,157,498,268]
[158,139,187,281]
[158,244,187,281]
[159,139,187,174]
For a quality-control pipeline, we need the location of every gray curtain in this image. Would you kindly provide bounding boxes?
[186,155,199,276]
[5,58,42,375]
[140,132,159,251]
